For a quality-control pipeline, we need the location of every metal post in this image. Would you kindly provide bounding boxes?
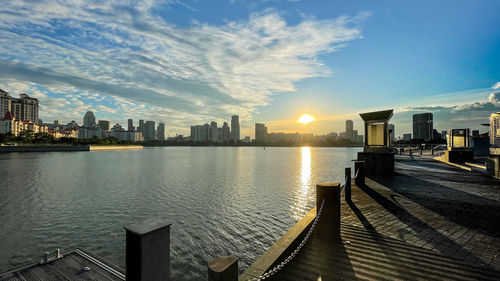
[345,167,351,201]
[208,256,238,281]
[316,182,341,240]
[354,161,365,186]
[410,148,412,156]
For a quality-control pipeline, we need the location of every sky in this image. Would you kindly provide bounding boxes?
[0,0,499,138]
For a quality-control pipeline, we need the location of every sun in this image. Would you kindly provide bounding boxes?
[298,113,315,124]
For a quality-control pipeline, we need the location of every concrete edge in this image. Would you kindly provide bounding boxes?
[89,145,143,151]
[433,156,472,171]
[238,207,317,281]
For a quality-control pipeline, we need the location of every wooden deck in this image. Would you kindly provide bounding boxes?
[270,223,500,280]
[242,156,500,280]
[0,249,125,281]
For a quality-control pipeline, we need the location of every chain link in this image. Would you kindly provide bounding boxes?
[249,199,326,281]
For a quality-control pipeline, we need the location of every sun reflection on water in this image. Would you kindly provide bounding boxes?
[292,147,312,220]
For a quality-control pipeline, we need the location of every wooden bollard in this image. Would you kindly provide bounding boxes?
[316,182,341,240]
[354,161,365,186]
[208,256,238,281]
[345,167,351,201]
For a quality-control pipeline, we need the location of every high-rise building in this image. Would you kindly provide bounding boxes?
[222,122,230,142]
[157,122,165,141]
[98,120,110,131]
[352,130,358,143]
[83,111,96,127]
[490,112,500,148]
[7,93,39,123]
[128,119,134,131]
[138,119,145,133]
[231,115,240,142]
[144,121,156,141]
[209,121,218,142]
[54,120,62,125]
[255,123,268,143]
[345,120,353,141]
[413,113,433,141]
[0,89,11,119]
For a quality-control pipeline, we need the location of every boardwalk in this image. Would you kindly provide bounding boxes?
[262,156,500,280]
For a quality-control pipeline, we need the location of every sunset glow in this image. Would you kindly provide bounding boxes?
[298,114,315,124]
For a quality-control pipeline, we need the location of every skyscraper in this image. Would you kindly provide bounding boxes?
[138,119,145,133]
[144,121,156,141]
[209,121,218,142]
[222,122,230,142]
[83,111,96,127]
[255,123,268,143]
[7,93,39,123]
[345,120,353,141]
[413,113,433,141]
[128,119,134,131]
[157,122,165,141]
[231,115,240,142]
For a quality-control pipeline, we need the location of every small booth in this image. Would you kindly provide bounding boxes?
[357,109,395,175]
[444,129,474,163]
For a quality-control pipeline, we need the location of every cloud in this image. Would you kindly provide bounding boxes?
[0,1,365,133]
[492,82,500,90]
[489,91,500,105]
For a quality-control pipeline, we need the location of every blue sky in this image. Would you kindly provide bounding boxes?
[0,0,499,138]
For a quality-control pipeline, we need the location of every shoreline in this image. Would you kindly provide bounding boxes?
[0,145,143,153]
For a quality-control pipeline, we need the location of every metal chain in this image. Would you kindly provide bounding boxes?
[249,199,326,281]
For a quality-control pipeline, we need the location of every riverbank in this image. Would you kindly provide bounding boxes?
[0,145,143,152]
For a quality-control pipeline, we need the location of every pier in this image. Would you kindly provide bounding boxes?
[235,155,500,280]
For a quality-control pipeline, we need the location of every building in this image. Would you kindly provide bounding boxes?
[209,121,218,142]
[157,122,165,141]
[490,112,500,147]
[0,112,49,136]
[352,130,359,143]
[222,122,230,142]
[48,129,78,139]
[231,115,240,142]
[255,123,268,143]
[441,130,447,140]
[78,126,102,139]
[403,133,412,141]
[0,89,11,119]
[128,119,134,131]
[111,123,144,142]
[243,136,251,143]
[144,121,156,141]
[54,120,62,125]
[83,111,96,127]
[0,91,40,123]
[346,120,353,141]
[98,120,110,131]
[138,119,145,135]
[413,113,433,141]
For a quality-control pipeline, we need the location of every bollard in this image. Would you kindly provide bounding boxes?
[354,161,365,186]
[431,146,434,156]
[345,167,351,201]
[208,256,238,281]
[124,218,172,281]
[316,182,341,240]
[420,146,423,155]
[409,148,412,156]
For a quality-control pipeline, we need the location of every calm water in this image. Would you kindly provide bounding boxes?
[0,147,361,280]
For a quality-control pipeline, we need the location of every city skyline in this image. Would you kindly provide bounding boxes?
[0,1,499,138]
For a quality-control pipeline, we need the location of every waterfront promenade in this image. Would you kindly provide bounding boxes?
[242,155,500,280]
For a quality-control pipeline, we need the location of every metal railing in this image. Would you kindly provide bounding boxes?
[248,198,327,281]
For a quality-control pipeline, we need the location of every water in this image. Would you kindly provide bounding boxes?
[0,146,361,280]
